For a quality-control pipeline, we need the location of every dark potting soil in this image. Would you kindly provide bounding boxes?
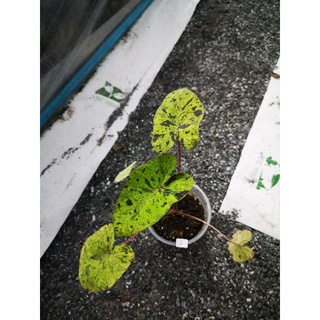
[153,194,205,241]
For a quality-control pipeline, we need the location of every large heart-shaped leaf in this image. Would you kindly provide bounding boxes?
[113,154,194,237]
[79,224,134,292]
[152,88,204,153]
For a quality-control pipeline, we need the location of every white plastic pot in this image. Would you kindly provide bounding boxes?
[149,184,212,247]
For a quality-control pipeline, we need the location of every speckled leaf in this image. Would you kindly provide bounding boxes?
[79,224,134,292]
[228,230,254,263]
[113,154,194,237]
[152,88,204,153]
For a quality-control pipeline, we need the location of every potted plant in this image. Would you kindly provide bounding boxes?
[78,88,254,292]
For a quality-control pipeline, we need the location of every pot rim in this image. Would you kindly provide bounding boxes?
[148,184,212,246]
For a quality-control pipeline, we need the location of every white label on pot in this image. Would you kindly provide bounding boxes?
[176,238,188,248]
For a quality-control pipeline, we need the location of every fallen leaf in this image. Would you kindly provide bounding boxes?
[112,144,120,151]
[114,161,137,182]
[269,71,280,79]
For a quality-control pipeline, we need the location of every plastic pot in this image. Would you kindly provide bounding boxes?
[149,184,211,247]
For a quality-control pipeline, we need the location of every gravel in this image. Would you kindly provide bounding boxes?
[41,0,280,319]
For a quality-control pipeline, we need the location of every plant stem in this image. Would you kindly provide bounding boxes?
[172,209,238,245]
[123,232,140,245]
[177,140,182,172]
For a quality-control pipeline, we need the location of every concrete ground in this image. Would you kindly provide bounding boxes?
[41,0,280,319]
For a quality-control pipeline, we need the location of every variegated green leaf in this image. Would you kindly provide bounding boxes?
[79,224,134,292]
[152,88,204,153]
[113,154,194,237]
